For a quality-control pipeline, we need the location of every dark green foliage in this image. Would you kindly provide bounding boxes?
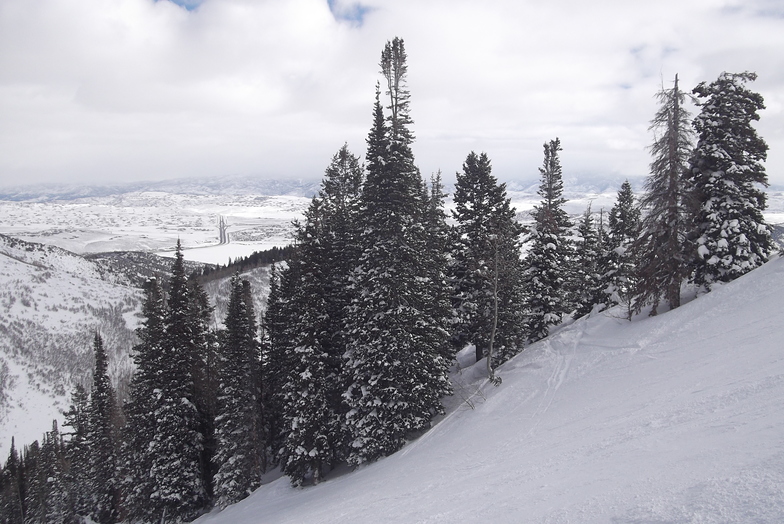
[260,263,291,468]
[573,205,605,318]
[688,71,773,287]
[605,181,641,319]
[279,205,341,486]
[0,439,24,524]
[343,37,451,466]
[22,442,44,524]
[148,240,207,522]
[451,152,525,365]
[199,245,293,282]
[121,278,164,523]
[187,276,219,501]
[276,145,364,486]
[213,275,263,506]
[635,75,695,315]
[86,334,119,523]
[524,138,574,341]
[61,384,89,519]
[40,423,69,524]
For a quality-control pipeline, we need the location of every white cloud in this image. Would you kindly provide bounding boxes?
[0,0,782,188]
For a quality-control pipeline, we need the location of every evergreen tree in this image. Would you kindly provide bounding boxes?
[61,384,89,519]
[278,203,341,486]
[277,146,364,486]
[573,205,605,318]
[187,275,219,500]
[213,274,263,506]
[316,144,364,391]
[343,38,451,466]
[148,241,206,522]
[121,278,164,523]
[688,71,774,287]
[523,138,573,341]
[451,152,525,366]
[40,422,69,524]
[605,180,641,319]
[259,263,290,468]
[0,439,24,524]
[22,442,44,524]
[423,172,458,366]
[86,333,119,524]
[635,74,695,314]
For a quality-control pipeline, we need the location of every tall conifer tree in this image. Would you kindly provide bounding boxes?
[148,241,206,522]
[260,263,290,468]
[573,205,604,318]
[688,72,773,287]
[277,146,364,485]
[605,181,641,319]
[86,333,119,524]
[635,75,694,314]
[213,275,263,506]
[343,38,451,466]
[121,278,164,523]
[451,152,525,365]
[0,438,24,524]
[62,384,89,519]
[523,138,573,341]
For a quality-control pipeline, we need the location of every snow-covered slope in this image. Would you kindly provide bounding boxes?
[198,256,784,523]
[0,235,141,456]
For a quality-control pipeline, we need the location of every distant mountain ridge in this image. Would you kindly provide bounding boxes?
[0,175,323,201]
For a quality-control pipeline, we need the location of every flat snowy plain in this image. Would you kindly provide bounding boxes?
[197,256,784,523]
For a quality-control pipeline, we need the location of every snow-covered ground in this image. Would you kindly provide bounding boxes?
[197,256,784,523]
[2,184,783,266]
[0,192,309,264]
[0,235,140,456]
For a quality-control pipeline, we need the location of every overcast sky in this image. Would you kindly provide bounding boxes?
[1,0,783,189]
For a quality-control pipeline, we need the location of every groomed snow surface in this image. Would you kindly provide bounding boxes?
[199,256,784,523]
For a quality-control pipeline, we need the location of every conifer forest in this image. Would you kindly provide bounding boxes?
[0,38,776,523]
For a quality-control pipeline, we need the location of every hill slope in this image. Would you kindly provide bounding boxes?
[0,235,141,455]
[198,256,784,523]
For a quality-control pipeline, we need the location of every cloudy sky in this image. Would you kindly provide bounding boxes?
[1,0,783,189]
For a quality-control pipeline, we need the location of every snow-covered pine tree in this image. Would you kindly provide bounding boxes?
[187,275,219,499]
[85,333,119,524]
[523,138,574,342]
[573,205,605,318]
[22,441,45,524]
[40,422,69,524]
[260,263,290,468]
[423,172,458,366]
[213,274,263,506]
[148,241,207,522]
[62,383,89,519]
[343,38,451,466]
[605,180,641,319]
[688,71,774,287]
[277,146,364,486]
[278,201,343,486]
[0,439,24,524]
[635,74,695,315]
[451,152,526,365]
[121,278,164,523]
[317,144,363,393]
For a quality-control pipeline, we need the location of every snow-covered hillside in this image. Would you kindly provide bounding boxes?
[0,232,274,458]
[0,235,142,456]
[198,256,784,523]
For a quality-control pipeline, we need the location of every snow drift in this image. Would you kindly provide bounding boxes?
[198,256,784,523]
